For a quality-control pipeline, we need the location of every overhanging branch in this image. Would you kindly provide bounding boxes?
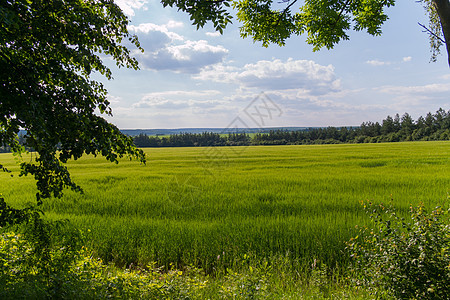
[275,0,298,27]
[418,22,446,44]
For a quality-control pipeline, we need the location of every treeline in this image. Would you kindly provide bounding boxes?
[133,109,450,148]
[2,109,448,152]
[133,131,251,147]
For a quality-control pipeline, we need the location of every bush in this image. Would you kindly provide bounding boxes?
[0,228,207,299]
[348,200,450,299]
[0,214,85,299]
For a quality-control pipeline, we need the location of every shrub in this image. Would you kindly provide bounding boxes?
[348,200,450,299]
[0,228,208,299]
[0,214,84,299]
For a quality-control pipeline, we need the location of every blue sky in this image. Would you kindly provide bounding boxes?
[103,0,450,129]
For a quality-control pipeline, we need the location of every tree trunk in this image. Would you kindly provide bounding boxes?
[434,0,450,66]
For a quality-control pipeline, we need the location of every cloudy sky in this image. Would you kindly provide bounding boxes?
[102,0,450,129]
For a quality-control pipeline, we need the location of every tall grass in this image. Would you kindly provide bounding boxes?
[1,142,448,272]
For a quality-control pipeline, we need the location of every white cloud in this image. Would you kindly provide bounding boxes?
[195,58,340,95]
[166,20,184,29]
[216,89,393,127]
[132,97,190,109]
[132,90,223,109]
[402,56,412,62]
[366,57,412,66]
[129,22,229,73]
[115,0,148,16]
[141,90,221,99]
[128,22,183,41]
[379,83,450,95]
[373,83,450,112]
[167,40,227,61]
[192,64,239,83]
[107,94,122,104]
[206,31,221,37]
[366,59,391,66]
[139,40,228,73]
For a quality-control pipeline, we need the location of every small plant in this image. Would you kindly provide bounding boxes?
[348,200,450,299]
[219,255,272,299]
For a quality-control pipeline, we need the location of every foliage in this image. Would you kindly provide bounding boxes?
[161,0,233,34]
[0,0,145,206]
[0,213,84,298]
[162,0,450,64]
[419,0,445,62]
[236,0,395,49]
[348,201,450,299]
[219,255,272,298]
[1,227,372,299]
[0,229,208,299]
[0,196,32,227]
[1,1,146,296]
[133,131,251,147]
[162,0,395,49]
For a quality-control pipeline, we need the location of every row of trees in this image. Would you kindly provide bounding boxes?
[133,109,450,148]
[133,132,251,148]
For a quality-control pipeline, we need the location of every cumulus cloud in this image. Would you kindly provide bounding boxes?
[128,22,228,73]
[195,58,340,95]
[115,0,148,16]
[128,23,184,41]
[140,41,228,73]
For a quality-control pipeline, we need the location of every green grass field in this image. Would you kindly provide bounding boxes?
[1,141,449,272]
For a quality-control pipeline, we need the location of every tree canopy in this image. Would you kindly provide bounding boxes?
[162,0,450,66]
[0,0,145,204]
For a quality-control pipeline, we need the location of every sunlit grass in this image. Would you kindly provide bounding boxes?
[1,141,449,272]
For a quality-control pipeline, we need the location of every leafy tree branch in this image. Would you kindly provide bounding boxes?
[1,0,146,208]
[161,0,450,66]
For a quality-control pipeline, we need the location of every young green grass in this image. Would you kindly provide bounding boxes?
[1,141,449,272]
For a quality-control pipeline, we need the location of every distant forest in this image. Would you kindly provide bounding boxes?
[1,109,448,153]
[133,108,450,148]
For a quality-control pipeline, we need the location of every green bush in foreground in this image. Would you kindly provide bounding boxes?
[0,229,208,299]
[348,200,450,299]
[1,221,370,299]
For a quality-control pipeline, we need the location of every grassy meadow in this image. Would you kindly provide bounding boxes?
[0,141,449,273]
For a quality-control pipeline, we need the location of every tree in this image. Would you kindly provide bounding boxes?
[161,0,450,66]
[1,0,145,209]
[400,112,415,136]
[391,112,400,127]
[381,115,395,135]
